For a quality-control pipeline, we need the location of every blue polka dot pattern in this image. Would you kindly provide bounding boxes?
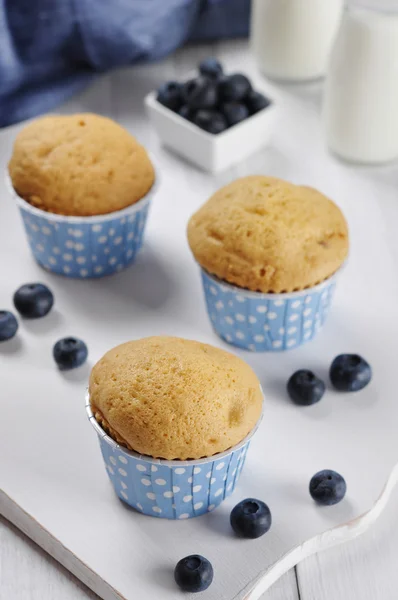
[200,269,338,352]
[97,439,250,519]
[17,198,150,278]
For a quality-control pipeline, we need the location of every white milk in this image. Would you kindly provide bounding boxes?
[250,0,344,81]
[324,5,398,164]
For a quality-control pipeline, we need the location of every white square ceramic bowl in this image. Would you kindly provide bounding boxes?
[145,90,277,173]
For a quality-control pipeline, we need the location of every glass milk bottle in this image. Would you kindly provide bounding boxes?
[324,2,398,164]
[250,0,344,81]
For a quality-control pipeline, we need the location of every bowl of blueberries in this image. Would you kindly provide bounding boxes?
[145,58,276,173]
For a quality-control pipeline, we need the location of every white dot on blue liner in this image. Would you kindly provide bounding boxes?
[174,468,185,475]
[225,334,233,342]
[273,340,282,348]
[183,495,193,503]
[94,266,103,274]
[121,481,128,490]
[236,331,245,340]
[268,312,277,320]
[42,226,51,235]
[77,256,86,264]
[289,314,299,322]
[118,468,127,476]
[193,467,201,474]
[288,327,297,335]
[119,456,128,464]
[137,503,143,510]
[303,308,312,316]
[146,492,156,500]
[248,316,257,324]
[193,485,202,493]
[235,295,245,303]
[225,316,234,325]
[75,243,84,251]
[254,334,264,343]
[63,266,71,274]
[305,296,312,304]
[215,301,224,310]
[205,472,211,479]
[211,477,216,484]
[214,489,223,497]
[209,286,218,296]
[235,314,245,322]
[109,228,115,236]
[107,465,114,475]
[279,327,285,335]
[208,505,215,512]
[264,324,270,332]
[92,224,102,232]
[114,236,123,245]
[141,477,151,486]
[36,243,44,252]
[151,465,158,472]
[127,232,134,241]
[126,249,133,258]
[31,223,39,232]
[188,476,193,484]
[155,478,166,486]
[273,299,284,307]
[179,513,189,519]
[53,247,60,254]
[49,257,57,265]
[109,456,117,465]
[172,486,180,493]
[120,491,128,500]
[152,506,162,514]
[256,305,267,313]
[227,483,233,491]
[287,339,297,347]
[216,462,225,470]
[136,464,146,472]
[98,236,107,244]
[194,502,203,510]
[292,300,302,308]
[104,248,110,255]
[164,491,173,498]
[304,320,313,329]
[63,253,72,261]
[109,257,117,265]
[65,240,74,249]
[80,269,88,277]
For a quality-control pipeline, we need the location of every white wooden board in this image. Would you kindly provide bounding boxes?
[1,47,398,600]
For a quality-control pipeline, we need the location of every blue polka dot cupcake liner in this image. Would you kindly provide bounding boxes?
[200,268,341,352]
[86,394,261,519]
[7,172,157,278]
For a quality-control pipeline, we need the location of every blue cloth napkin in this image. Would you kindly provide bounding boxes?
[0,0,250,127]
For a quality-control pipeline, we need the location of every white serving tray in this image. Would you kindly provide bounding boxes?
[1,81,398,600]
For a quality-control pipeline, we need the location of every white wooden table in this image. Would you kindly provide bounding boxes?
[1,40,398,600]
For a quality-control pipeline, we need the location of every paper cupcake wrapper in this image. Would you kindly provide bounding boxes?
[7,172,156,279]
[201,268,340,352]
[86,396,257,520]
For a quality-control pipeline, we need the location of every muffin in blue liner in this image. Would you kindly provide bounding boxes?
[200,267,341,352]
[86,393,261,519]
[7,173,156,279]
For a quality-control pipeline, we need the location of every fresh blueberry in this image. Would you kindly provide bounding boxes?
[193,109,228,134]
[182,76,218,110]
[13,283,54,319]
[221,102,249,127]
[156,81,182,112]
[53,337,88,370]
[0,311,18,342]
[309,470,346,506]
[199,57,223,80]
[178,104,194,122]
[230,498,272,539]
[287,370,325,406]
[330,354,372,392]
[246,90,271,115]
[174,555,213,593]
[220,73,252,102]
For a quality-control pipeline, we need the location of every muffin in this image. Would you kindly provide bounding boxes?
[8,113,156,278]
[187,176,349,351]
[87,336,263,519]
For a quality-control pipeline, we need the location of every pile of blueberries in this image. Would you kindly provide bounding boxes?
[156,58,272,134]
[0,283,88,370]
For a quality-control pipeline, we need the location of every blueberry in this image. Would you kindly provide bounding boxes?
[178,105,194,122]
[182,76,218,110]
[221,102,249,127]
[199,57,223,80]
[287,370,325,406]
[230,498,272,539]
[220,74,252,102]
[53,337,88,370]
[246,90,271,115]
[0,311,18,342]
[309,470,346,506]
[330,354,372,392]
[193,110,228,134]
[14,283,54,319]
[157,81,182,112]
[174,555,213,593]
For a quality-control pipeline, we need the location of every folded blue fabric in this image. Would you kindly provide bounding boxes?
[0,0,250,127]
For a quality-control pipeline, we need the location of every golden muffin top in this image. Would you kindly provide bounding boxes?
[8,113,155,216]
[187,176,349,293]
[89,336,263,460]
